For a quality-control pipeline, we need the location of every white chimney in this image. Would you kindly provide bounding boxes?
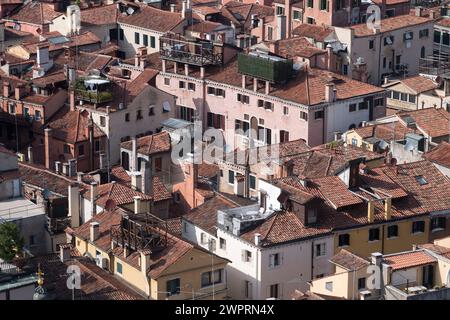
[182,0,187,19]
[170,4,176,12]
[68,159,77,177]
[371,252,383,266]
[68,183,80,228]
[131,171,142,191]
[90,221,100,242]
[90,182,98,216]
[131,136,138,172]
[325,83,336,102]
[254,233,261,246]
[139,250,151,274]
[62,163,69,176]
[134,196,142,214]
[59,244,71,262]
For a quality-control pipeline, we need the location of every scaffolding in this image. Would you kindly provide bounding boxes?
[159,33,224,67]
[110,212,168,252]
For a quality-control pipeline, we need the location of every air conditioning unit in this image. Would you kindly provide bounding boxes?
[95,257,108,269]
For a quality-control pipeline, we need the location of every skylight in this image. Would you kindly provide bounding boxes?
[415,175,428,186]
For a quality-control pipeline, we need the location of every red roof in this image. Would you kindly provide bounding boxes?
[424,142,450,168]
[383,250,436,270]
[121,131,171,156]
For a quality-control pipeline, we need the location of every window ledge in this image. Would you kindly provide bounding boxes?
[387,236,398,240]
[412,231,424,236]
[338,245,350,248]
[368,240,380,243]
[431,228,445,233]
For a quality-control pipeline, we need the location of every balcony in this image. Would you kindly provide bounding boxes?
[73,76,113,104]
[159,33,224,67]
[385,282,450,300]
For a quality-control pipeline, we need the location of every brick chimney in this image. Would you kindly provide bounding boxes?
[44,128,52,169]
[3,81,9,97]
[131,171,142,191]
[14,83,25,100]
[285,0,292,38]
[69,90,76,111]
[90,221,100,242]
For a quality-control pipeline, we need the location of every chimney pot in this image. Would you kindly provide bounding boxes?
[134,195,142,214]
[254,233,261,246]
[384,197,392,220]
[371,252,383,266]
[90,221,100,242]
[59,244,71,262]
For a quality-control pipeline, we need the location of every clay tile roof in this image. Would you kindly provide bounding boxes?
[423,142,450,168]
[198,162,220,178]
[383,250,436,270]
[352,122,414,142]
[184,194,238,235]
[292,24,334,42]
[121,131,171,156]
[436,17,450,28]
[421,243,450,256]
[47,106,106,144]
[350,14,432,37]
[360,166,408,199]
[186,20,222,33]
[80,4,118,26]
[383,160,450,213]
[398,108,450,138]
[310,176,363,209]
[399,76,439,94]
[82,181,152,207]
[18,162,78,196]
[7,2,63,25]
[274,37,327,59]
[330,249,370,271]
[117,4,184,32]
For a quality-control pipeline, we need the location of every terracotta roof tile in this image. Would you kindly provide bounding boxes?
[350,14,432,37]
[117,4,184,32]
[397,108,450,138]
[82,181,153,207]
[399,76,439,94]
[292,24,334,42]
[80,4,118,26]
[6,2,62,25]
[424,142,450,168]
[352,121,414,142]
[330,249,370,271]
[121,131,171,156]
[383,250,436,270]
[273,37,327,59]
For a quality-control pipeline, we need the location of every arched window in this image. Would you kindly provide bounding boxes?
[421,46,426,59]
[121,151,130,171]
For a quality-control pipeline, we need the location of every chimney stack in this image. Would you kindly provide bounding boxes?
[134,196,142,214]
[384,197,392,220]
[27,146,33,163]
[254,233,261,246]
[14,83,24,100]
[170,4,176,12]
[68,159,77,177]
[131,171,142,191]
[90,182,98,216]
[68,183,80,228]
[367,200,375,223]
[55,161,62,174]
[90,221,100,242]
[44,128,52,169]
[70,90,76,111]
[139,249,151,274]
[371,252,383,266]
[59,244,71,262]
[325,83,336,102]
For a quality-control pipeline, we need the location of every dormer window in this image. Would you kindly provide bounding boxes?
[307,207,317,224]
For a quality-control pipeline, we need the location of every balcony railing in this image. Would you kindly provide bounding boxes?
[75,90,113,104]
[160,34,223,67]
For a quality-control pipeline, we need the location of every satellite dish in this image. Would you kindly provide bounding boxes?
[105,199,116,211]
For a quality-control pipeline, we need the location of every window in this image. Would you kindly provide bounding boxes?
[358,277,366,290]
[408,95,416,103]
[315,110,324,119]
[387,225,398,238]
[228,170,235,184]
[201,269,223,287]
[308,208,317,224]
[237,93,250,104]
[338,234,350,246]
[164,77,170,86]
[269,284,279,298]
[188,82,196,91]
[415,175,427,185]
[283,106,289,115]
[368,228,380,241]
[335,0,343,10]
[180,106,194,122]
[207,86,225,97]
[63,144,70,154]
[386,8,395,17]
[99,116,106,127]
[300,111,308,121]
[434,30,441,44]
[392,91,399,100]
[343,64,348,75]
[95,140,100,152]
[24,107,29,117]
[119,29,124,41]
[150,36,156,48]
[307,0,313,8]
[369,40,374,49]
[155,157,162,172]
[8,103,15,114]
[319,0,328,11]
[166,278,180,296]
[244,281,253,299]
[307,17,315,24]
[419,28,429,38]
[125,113,130,122]
[403,31,413,41]
[374,98,383,107]
[384,36,394,46]
[293,10,301,20]
[383,57,387,69]
[358,102,368,110]
[116,262,123,274]
[143,34,148,47]
[351,138,358,146]
[78,145,85,156]
[325,281,333,292]
[412,220,425,234]
[267,26,273,40]
[249,175,256,190]
[280,130,289,143]
[207,112,225,130]
[134,32,140,45]
[349,104,356,112]
[400,93,408,102]
[35,110,41,120]
[276,5,284,15]
[179,81,186,89]
[200,232,207,245]
[315,243,326,257]
[136,110,143,120]
[148,106,155,116]
[242,250,252,262]
[269,253,281,267]
[443,32,450,46]
[431,217,446,231]
[219,237,226,250]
